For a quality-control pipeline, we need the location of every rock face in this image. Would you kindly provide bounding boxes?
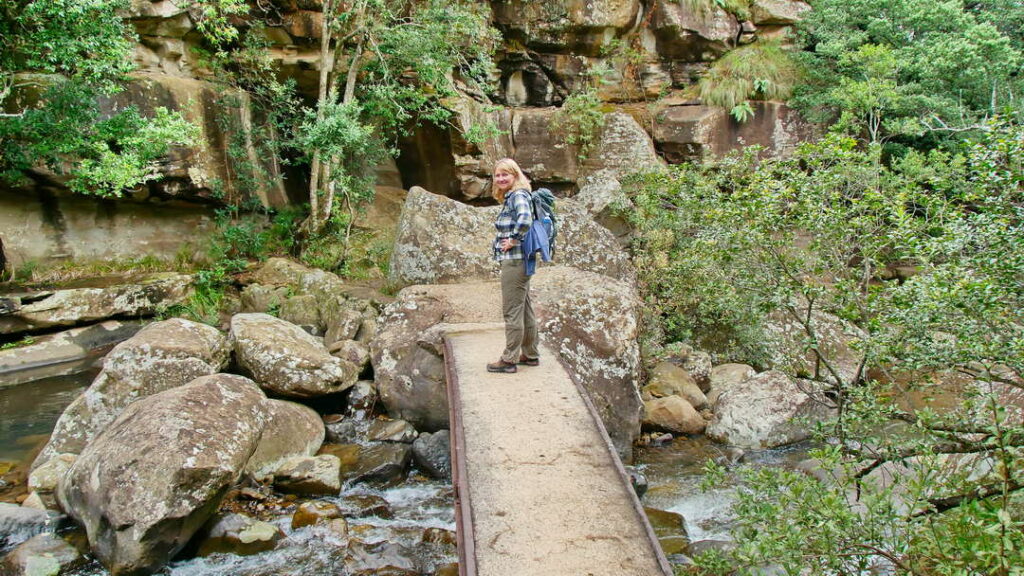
[372,266,643,460]
[653,102,814,161]
[33,318,230,471]
[230,313,359,398]
[57,374,268,576]
[388,187,634,288]
[492,0,641,56]
[244,399,325,478]
[650,0,739,60]
[706,370,835,448]
[0,274,192,336]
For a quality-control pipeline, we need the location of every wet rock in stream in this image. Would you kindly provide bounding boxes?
[1,532,83,575]
[411,431,451,480]
[56,374,268,575]
[194,513,284,557]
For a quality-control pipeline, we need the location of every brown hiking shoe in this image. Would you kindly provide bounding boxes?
[486,360,517,373]
[518,355,540,366]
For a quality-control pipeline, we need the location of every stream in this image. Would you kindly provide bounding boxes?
[1,360,807,573]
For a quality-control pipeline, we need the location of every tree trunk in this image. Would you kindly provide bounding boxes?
[302,0,337,237]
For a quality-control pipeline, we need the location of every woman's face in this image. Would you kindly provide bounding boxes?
[494,168,515,193]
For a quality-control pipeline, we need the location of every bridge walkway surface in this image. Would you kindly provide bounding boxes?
[443,325,672,576]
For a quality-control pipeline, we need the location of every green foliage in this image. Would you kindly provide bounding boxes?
[186,0,249,48]
[168,266,231,326]
[792,0,1024,145]
[552,89,607,161]
[699,41,800,123]
[0,336,36,350]
[0,0,198,196]
[627,123,1024,574]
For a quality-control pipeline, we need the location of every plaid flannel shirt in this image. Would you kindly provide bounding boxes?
[493,189,533,262]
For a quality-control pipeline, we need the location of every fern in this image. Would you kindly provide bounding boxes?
[698,41,800,121]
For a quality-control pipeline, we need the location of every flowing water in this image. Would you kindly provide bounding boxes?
[62,479,456,576]
[0,363,456,575]
[635,436,812,543]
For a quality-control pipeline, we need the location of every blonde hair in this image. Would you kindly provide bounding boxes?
[490,158,532,203]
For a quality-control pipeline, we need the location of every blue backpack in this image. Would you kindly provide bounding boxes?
[530,188,557,253]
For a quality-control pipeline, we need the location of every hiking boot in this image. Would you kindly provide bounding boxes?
[486,360,517,373]
[518,355,540,367]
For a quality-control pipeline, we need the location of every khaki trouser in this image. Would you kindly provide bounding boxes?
[500,258,539,363]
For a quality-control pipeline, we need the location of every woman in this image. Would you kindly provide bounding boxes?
[487,158,540,374]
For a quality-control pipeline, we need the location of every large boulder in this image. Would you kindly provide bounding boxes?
[650,0,739,60]
[642,396,706,435]
[33,318,230,471]
[371,266,643,460]
[751,0,810,25]
[244,399,325,478]
[230,313,359,398]
[56,374,268,576]
[492,0,641,56]
[763,307,867,385]
[0,274,192,336]
[388,187,634,287]
[706,370,835,448]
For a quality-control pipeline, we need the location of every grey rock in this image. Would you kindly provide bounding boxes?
[344,540,419,575]
[33,318,229,472]
[231,313,359,398]
[244,399,325,478]
[707,363,756,407]
[411,430,451,480]
[0,504,61,554]
[1,533,82,576]
[272,455,342,496]
[387,187,634,288]
[56,374,268,576]
[344,444,411,485]
[643,396,706,435]
[346,380,378,415]
[195,513,283,557]
[0,273,193,336]
[328,340,370,371]
[368,419,418,443]
[239,285,290,314]
[706,370,836,448]
[763,308,866,385]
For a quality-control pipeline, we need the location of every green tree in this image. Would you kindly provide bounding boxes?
[792,0,1023,145]
[297,0,498,236]
[0,0,197,195]
[627,125,1023,574]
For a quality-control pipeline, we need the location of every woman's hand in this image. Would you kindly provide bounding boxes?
[500,238,517,252]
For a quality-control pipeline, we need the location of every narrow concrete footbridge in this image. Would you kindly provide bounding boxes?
[443,325,672,576]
